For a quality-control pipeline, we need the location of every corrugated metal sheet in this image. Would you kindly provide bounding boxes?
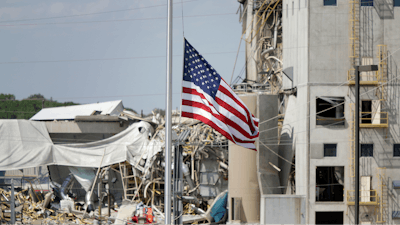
[5,168,37,177]
[30,100,123,121]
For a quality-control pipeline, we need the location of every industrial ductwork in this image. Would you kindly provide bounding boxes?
[60,174,75,200]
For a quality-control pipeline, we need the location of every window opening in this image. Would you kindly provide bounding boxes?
[324,144,337,157]
[395,0,400,6]
[361,100,372,124]
[323,0,337,6]
[394,144,400,157]
[316,212,343,224]
[361,0,374,6]
[361,144,373,157]
[361,100,382,124]
[316,97,345,126]
[316,167,344,202]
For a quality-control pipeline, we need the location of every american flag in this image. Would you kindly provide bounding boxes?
[181,39,259,150]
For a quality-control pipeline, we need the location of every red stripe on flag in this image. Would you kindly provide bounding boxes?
[218,85,259,133]
[182,87,215,107]
[215,97,256,134]
[182,99,259,141]
[181,111,257,151]
[183,87,257,136]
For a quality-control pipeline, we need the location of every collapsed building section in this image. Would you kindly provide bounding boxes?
[233,0,283,93]
[0,102,231,224]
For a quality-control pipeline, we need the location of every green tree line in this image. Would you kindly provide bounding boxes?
[0,93,78,119]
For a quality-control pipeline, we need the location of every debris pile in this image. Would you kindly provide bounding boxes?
[0,187,90,224]
[1,112,230,224]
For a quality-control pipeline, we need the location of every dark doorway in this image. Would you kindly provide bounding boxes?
[361,100,372,124]
[316,211,343,224]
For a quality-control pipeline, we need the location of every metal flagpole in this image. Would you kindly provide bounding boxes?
[165,0,173,224]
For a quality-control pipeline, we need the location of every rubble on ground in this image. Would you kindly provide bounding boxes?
[1,111,229,224]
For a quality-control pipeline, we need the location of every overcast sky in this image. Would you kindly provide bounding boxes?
[0,0,245,114]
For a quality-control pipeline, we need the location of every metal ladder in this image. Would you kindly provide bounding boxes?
[119,162,140,201]
[376,167,388,223]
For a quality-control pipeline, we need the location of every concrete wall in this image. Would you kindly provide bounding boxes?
[309,85,350,224]
[282,3,310,222]
[358,5,400,224]
[257,94,280,196]
[260,195,306,224]
[308,0,350,84]
[282,0,309,89]
[281,0,400,224]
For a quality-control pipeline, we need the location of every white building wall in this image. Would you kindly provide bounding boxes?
[283,0,400,224]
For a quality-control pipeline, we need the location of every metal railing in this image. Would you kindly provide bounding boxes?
[360,111,388,127]
[347,189,379,205]
[232,83,271,93]
[347,69,379,85]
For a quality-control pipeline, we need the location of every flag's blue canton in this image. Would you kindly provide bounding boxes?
[183,39,221,99]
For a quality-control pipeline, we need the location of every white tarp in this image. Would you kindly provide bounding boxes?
[0,120,163,170]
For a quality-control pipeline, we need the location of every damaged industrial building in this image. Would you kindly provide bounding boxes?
[2,0,400,224]
[0,101,230,224]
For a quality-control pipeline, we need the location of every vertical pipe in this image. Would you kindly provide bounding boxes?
[107,191,110,217]
[105,170,110,217]
[178,146,183,225]
[173,146,177,224]
[165,0,173,224]
[173,146,183,225]
[98,177,102,218]
[245,0,254,82]
[355,66,360,225]
[11,179,15,225]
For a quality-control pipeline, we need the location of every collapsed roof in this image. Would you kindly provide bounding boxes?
[30,100,123,121]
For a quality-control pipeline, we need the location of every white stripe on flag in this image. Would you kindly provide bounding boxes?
[183,81,257,137]
[182,92,256,138]
[183,104,256,149]
[220,79,258,125]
